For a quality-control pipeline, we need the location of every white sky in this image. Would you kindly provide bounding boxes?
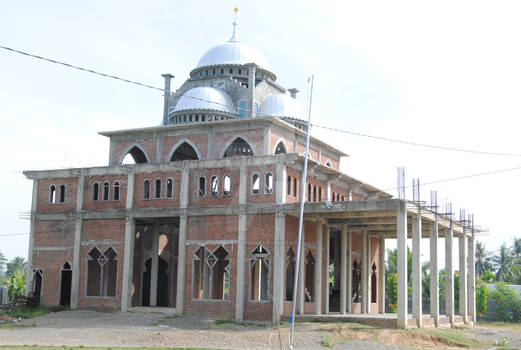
[1,1,520,264]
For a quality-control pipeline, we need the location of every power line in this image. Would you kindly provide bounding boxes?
[311,124,521,157]
[0,233,29,237]
[3,44,521,158]
[384,165,521,192]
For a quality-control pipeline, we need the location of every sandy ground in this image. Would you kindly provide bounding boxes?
[0,310,520,349]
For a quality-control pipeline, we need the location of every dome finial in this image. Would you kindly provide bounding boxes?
[229,6,239,42]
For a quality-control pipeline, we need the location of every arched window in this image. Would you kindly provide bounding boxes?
[305,251,315,301]
[154,179,161,199]
[193,246,230,300]
[313,185,317,202]
[318,187,322,201]
[59,185,66,203]
[285,248,296,301]
[121,146,148,164]
[287,176,291,196]
[250,245,270,301]
[336,193,340,202]
[352,259,361,303]
[223,137,254,157]
[223,175,231,196]
[210,175,219,196]
[307,183,312,202]
[92,183,99,201]
[293,178,297,197]
[170,142,199,161]
[198,177,206,197]
[275,141,287,154]
[86,247,118,297]
[166,178,173,198]
[265,173,273,194]
[332,192,335,202]
[326,160,333,167]
[252,173,260,194]
[49,185,56,204]
[102,182,110,201]
[113,181,120,201]
[143,180,150,199]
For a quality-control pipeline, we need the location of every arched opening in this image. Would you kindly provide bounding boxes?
[287,176,291,196]
[32,270,43,305]
[170,142,199,161]
[223,137,254,157]
[305,251,315,301]
[285,248,296,301]
[275,141,287,154]
[122,146,148,164]
[60,262,72,307]
[371,263,377,303]
[250,245,270,301]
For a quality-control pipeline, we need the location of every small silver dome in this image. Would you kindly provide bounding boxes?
[196,41,270,70]
[260,93,305,119]
[173,87,236,114]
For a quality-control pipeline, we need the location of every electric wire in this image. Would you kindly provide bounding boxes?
[2,44,521,158]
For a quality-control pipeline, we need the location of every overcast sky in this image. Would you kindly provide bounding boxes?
[1,1,520,264]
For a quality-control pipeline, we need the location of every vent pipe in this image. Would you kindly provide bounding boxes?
[161,73,174,125]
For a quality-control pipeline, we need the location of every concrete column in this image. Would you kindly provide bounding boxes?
[326,180,332,201]
[378,237,385,314]
[347,231,353,313]
[366,234,372,313]
[361,230,368,314]
[168,225,177,307]
[149,228,160,307]
[314,220,323,315]
[445,225,455,326]
[121,213,135,311]
[340,225,347,314]
[325,225,330,314]
[459,230,468,322]
[468,231,476,324]
[429,219,439,326]
[71,172,86,309]
[175,167,189,315]
[235,165,248,321]
[26,178,39,296]
[298,223,305,315]
[273,212,286,322]
[397,201,408,328]
[161,73,174,126]
[412,213,422,327]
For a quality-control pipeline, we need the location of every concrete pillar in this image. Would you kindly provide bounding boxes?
[378,236,385,314]
[445,226,454,326]
[459,230,468,322]
[429,219,439,326]
[298,223,305,315]
[468,231,476,324]
[26,178,39,296]
[273,212,286,322]
[347,231,353,313]
[397,201,408,328]
[325,225,330,314]
[71,172,86,309]
[361,231,368,314]
[412,213,422,327]
[168,225,177,307]
[314,220,323,315]
[235,165,248,321]
[121,214,135,311]
[149,228,160,307]
[366,234,372,313]
[340,225,347,314]
[326,180,332,201]
[175,167,189,315]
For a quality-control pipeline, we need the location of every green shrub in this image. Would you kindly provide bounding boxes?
[476,279,488,315]
[6,272,26,302]
[489,282,521,322]
[386,273,397,312]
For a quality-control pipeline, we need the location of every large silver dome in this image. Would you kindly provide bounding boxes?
[196,40,270,70]
[260,93,305,119]
[173,87,236,114]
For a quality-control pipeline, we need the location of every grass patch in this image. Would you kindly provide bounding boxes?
[416,328,480,347]
[321,334,334,347]
[477,321,521,331]
[214,319,236,325]
[0,306,48,319]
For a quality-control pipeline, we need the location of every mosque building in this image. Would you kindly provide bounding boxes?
[23,12,476,327]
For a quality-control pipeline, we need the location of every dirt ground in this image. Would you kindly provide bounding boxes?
[0,310,520,349]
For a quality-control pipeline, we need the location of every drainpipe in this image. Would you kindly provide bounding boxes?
[248,64,256,118]
[161,73,174,125]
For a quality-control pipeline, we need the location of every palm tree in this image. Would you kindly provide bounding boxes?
[0,251,6,279]
[475,241,493,277]
[511,237,521,264]
[5,256,26,278]
[493,244,513,282]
